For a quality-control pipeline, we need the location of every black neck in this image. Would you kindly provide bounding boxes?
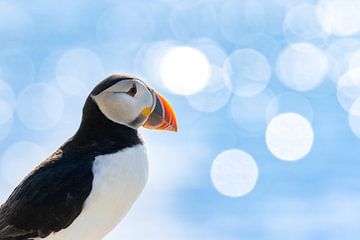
[66,97,142,156]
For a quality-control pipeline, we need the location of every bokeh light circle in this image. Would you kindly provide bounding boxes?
[160,46,211,95]
[276,43,328,91]
[16,83,64,130]
[317,0,360,37]
[224,48,271,97]
[56,48,105,96]
[211,149,258,197]
[266,113,314,161]
[337,68,360,112]
[1,141,46,187]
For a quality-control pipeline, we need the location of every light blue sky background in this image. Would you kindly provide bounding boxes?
[1,0,360,239]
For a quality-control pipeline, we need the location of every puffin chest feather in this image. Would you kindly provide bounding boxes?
[43,144,148,240]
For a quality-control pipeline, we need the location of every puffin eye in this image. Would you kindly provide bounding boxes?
[126,84,137,97]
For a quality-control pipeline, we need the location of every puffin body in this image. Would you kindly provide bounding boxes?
[41,145,148,240]
[0,74,177,240]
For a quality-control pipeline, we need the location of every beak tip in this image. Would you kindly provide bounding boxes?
[165,122,178,132]
[171,125,178,133]
[171,119,178,132]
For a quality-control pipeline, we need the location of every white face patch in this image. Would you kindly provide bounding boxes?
[91,79,154,128]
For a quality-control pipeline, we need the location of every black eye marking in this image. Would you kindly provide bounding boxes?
[126,83,137,97]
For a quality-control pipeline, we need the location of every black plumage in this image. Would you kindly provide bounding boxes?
[0,75,142,240]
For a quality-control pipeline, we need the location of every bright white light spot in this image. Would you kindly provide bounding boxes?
[277,43,328,91]
[317,0,360,36]
[266,92,314,123]
[56,48,104,96]
[186,66,231,112]
[211,149,258,197]
[337,68,360,112]
[266,113,314,161]
[160,46,210,95]
[1,141,46,187]
[230,90,273,133]
[16,83,64,130]
[349,98,360,138]
[224,48,271,97]
[283,4,328,44]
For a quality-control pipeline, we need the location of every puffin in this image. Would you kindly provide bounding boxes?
[0,74,177,240]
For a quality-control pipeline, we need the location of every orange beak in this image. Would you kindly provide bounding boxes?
[143,90,178,132]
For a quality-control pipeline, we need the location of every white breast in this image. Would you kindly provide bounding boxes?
[42,144,148,240]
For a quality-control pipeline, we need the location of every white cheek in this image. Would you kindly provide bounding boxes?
[92,94,138,126]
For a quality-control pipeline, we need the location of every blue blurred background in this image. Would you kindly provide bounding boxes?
[1,0,360,239]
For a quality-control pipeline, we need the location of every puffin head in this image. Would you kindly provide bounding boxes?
[90,74,177,132]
